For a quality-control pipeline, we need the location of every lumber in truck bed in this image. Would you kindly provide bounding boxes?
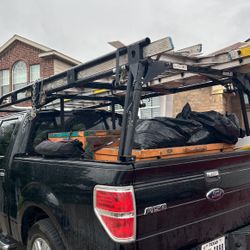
[94,143,234,162]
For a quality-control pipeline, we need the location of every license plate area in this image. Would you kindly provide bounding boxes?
[201,236,225,250]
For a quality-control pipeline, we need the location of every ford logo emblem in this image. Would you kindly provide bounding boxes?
[206,188,224,201]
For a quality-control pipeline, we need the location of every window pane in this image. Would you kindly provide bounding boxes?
[2,86,9,96]
[140,108,152,119]
[152,96,160,106]
[140,97,160,119]
[151,107,161,117]
[0,119,18,156]
[0,70,9,96]
[13,61,27,90]
[114,104,124,115]
[1,70,9,86]
[30,64,40,82]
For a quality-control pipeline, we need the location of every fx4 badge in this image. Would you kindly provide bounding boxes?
[144,203,167,215]
[206,188,224,202]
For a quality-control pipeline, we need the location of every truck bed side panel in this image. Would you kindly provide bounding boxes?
[10,157,135,250]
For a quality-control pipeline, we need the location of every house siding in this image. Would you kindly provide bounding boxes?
[53,59,73,74]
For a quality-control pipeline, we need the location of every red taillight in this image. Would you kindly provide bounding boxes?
[101,216,135,238]
[94,185,136,243]
[96,190,134,212]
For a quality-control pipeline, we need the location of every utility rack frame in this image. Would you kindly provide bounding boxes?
[1,37,250,162]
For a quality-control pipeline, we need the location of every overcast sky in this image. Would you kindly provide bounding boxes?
[0,0,250,62]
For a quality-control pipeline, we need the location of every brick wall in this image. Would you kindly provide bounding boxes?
[0,40,54,92]
[41,58,54,78]
[172,87,243,127]
[173,87,225,116]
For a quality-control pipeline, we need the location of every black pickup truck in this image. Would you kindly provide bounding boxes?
[1,108,250,250]
[1,37,250,250]
[1,107,250,250]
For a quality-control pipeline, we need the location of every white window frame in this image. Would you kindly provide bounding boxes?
[139,97,161,119]
[111,96,161,119]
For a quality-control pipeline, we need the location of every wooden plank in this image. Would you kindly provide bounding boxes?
[94,149,230,162]
[94,143,234,162]
[77,37,174,80]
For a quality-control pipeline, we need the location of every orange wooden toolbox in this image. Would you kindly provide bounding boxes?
[94,143,234,162]
[48,130,120,159]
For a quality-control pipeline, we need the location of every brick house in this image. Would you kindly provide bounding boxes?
[0,34,81,98]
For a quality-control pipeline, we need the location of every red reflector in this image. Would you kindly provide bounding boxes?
[101,215,135,238]
[96,190,134,213]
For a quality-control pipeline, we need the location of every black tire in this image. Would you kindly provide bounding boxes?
[27,218,65,250]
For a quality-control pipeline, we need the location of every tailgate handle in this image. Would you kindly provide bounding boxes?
[204,169,221,187]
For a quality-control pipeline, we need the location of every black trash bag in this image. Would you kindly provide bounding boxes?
[177,103,244,144]
[134,103,243,149]
[134,117,205,149]
[35,139,84,158]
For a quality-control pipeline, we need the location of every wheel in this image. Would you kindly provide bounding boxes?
[27,218,65,250]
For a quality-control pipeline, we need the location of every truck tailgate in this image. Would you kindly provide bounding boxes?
[133,151,250,249]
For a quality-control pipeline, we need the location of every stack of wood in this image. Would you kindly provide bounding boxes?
[48,130,120,159]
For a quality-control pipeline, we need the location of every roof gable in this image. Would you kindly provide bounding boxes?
[0,34,51,54]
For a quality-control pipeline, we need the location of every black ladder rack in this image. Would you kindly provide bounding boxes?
[1,36,250,162]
